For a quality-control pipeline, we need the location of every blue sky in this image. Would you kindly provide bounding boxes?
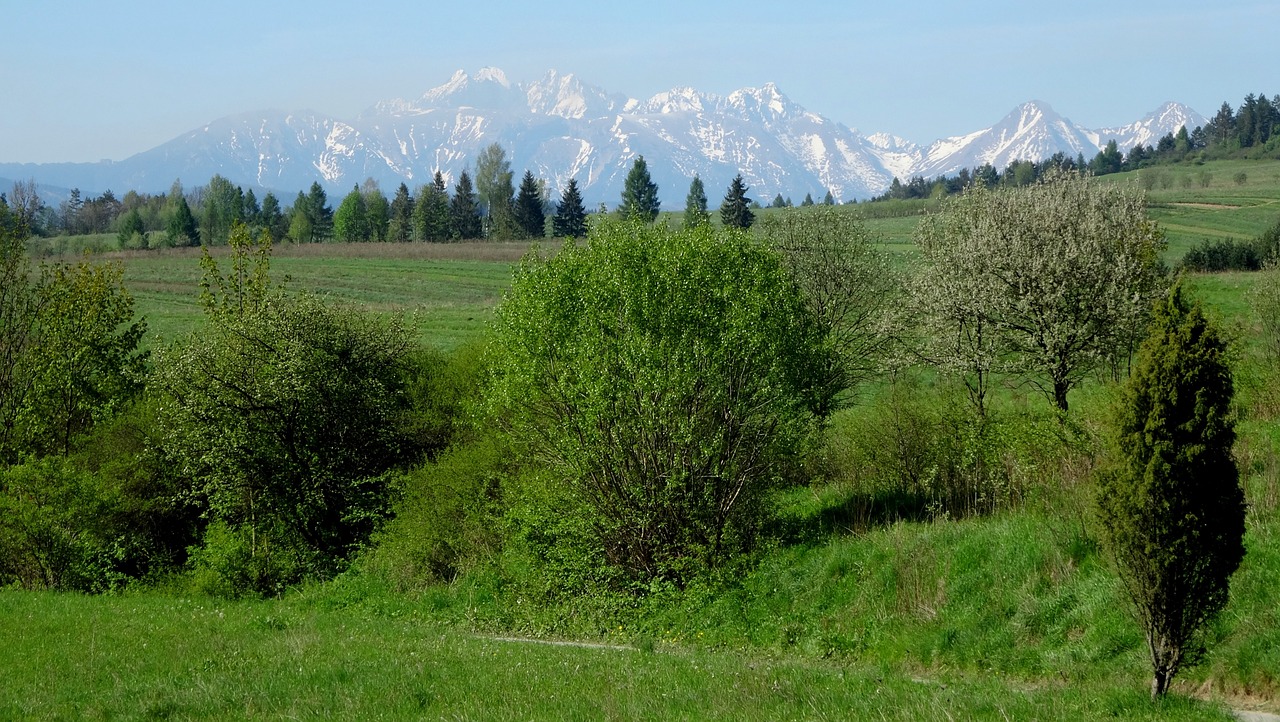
[3,0,1275,163]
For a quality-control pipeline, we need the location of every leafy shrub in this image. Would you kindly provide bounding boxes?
[1180,237,1265,271]
[361,437,507,589]
[488,220,832,585]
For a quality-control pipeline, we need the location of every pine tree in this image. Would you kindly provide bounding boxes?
[514,170,546,239]
[450,171,482,240]
[770,194,786,209]
[259,192,287,242]
[306,182,333,242]
[801,193,814,207]
[387,183,414,242]
[618,155,660,222]
[684,175,709,228]
[1096,283,1247,698]
[823,190,836,206]
[553,178,587,238]
[720,174,754,229]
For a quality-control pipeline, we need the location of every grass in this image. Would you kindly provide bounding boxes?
[0,587,1235,721]
[86,242,532,350]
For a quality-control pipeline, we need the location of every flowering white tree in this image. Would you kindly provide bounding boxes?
[912,171,1166,413]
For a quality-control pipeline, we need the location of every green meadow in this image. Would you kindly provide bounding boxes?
[5,159,1280,720]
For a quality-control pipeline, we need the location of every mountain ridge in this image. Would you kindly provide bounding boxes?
[0,67,1207,205]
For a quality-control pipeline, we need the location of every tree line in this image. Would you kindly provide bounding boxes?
[875,90,1280,202]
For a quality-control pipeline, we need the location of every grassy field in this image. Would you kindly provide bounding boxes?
[7,159,1280,719]
[83,242,535,349]
[0,581,1237,721]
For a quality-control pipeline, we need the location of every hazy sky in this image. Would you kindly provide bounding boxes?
[3,0,1275,163]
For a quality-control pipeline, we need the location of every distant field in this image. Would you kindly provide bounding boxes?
[94,242,535,349]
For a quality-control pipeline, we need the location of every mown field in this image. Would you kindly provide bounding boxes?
[6,159,1280,720]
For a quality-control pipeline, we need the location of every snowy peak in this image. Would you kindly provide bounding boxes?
[418,68,525,111]
[724,82,802,124]
[635,87,711,115]
[525,70,622,119]
[1096,101,1207,150]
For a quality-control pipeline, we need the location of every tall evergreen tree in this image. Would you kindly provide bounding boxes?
[770,193,786,209]
[801,193,814,207]
[413,172,451,242]
[259,192,286,242]
[618,155,660,222]
[553,178,587,238]
[1097,284,1246,698]
[684,175,709,228]
[166,195,199,246]
[306,182,333,242]
[513,170,547,239]
[387,183,414,242]
[450,171,482,240]
[720,174,754,230]
[823,190,836,206]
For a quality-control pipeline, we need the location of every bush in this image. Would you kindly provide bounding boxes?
[361,437,507,589]
[488,220,832,585]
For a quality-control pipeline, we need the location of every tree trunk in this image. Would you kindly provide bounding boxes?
[1053,377,1070,414]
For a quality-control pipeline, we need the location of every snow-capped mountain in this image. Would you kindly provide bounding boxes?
[0,68,1207,204]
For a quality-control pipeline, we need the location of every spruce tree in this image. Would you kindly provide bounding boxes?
[684,175,709,228]
[553,178,587,238]
[1096,283,1247,698]
[387,183,414,242]
[770,193,786,209]
[413,172,451,242]
[618,155,660,222]
[823,190,836,206]
[166,195,200,246]
[514,170,546,239]
[450,171,482,240]
[801,193,814,207]
[720,174,754,229]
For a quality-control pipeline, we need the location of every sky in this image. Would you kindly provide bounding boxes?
[3,0,1276,164]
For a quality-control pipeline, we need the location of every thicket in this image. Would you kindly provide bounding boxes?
[1180,217,1280,272]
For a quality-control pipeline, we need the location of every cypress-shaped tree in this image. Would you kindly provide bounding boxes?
[684,175,709,228]
[1096,283,1246,698]
[450,171,482,240]
[720,174,754,229]
[618,155,660,222]
[553,178,587,238]
[514,170,546,239]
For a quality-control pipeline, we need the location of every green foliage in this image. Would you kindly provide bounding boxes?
[719,174,754,229]
[116,208,146,247]
[157,229,413,595]
[1096,284,1247,697]
[333,185,370,242]
[362,436,507,588]
[450,171,482,240]
[758,206,898,415]
[0,223,146,462]
[488,220,831,584]
[513,170,546,239]
[0,458,127,591]
[413,172,451,242]
[617,155,660,222]
[913,171,1167,412]
[362,180,390,242]
[386,183,414,242]
[683,175,709,228]
[552,178,587,238]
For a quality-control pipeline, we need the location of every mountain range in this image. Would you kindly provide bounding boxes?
[0,67,1207,205]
